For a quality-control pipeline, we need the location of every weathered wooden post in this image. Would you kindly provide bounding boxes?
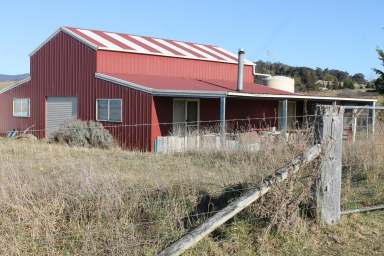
[220,96,226,146]
[281,99,288,138]
[372,102,376,136]
[315,105,344,225]
[352,109,357,143]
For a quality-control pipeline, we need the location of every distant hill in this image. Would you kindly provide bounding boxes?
[0,81,14,90]
[0,73,29,82]
[254,61,370,92]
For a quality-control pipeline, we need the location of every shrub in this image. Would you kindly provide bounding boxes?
[88,121,114,149]
[52,120,114,149]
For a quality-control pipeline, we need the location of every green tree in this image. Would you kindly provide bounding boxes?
[374,48,384,93]
[343,79,355,89]
[323,73,338,89]
[352,73,366,84]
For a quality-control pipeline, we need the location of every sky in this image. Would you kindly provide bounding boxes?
[1,0,383,80]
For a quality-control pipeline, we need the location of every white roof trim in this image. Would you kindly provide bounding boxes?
[0,76,31,94]
[96,73,152,93]
[96,73,377,102]
[76,29,122,50]
[129,35,175,55]
[153,38,196,58]
[29,28,61,56]
[214,46,254,65]
[104,32,150,52]
[173,41,216,60]
[95,73,226,97]
[194,44,237,62]
[30,27,98,57]
[228,92,377,102]
[28,27,254,66]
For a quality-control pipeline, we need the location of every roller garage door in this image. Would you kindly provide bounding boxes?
[46,97,77,137]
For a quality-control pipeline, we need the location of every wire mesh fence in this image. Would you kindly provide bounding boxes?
[1,114,318,153]
[341,107,384,213]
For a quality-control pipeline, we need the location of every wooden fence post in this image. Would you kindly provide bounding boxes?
[352,109,357,143]
[315,105,344,225]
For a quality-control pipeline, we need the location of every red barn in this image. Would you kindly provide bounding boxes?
[0,27,376,151]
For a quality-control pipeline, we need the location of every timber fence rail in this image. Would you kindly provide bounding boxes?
[158,144,321,256]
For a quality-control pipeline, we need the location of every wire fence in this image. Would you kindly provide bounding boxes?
[341,108,384,213]
[1,107,383,254]
[0,113,321,255]
[2,114,317,135]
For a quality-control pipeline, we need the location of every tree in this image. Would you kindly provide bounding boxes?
[323,73,338,89]
[352,73,366,84]
[343,79,355,89]
[373,48,384,93]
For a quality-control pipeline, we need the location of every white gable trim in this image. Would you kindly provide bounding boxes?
[95,73,226,98]
[29,27,98,57]
[0,77,31,94]
[28,27,255,66]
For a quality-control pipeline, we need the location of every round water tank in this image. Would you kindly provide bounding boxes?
[265,76,295,93]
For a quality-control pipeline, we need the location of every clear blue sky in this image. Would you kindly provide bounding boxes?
[1,0,383,80]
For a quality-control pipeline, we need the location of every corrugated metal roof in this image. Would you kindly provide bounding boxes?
[96,73,295,96]
[63,27,254,65]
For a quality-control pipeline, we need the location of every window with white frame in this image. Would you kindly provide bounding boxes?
[13,98,30,117]
[96,99,122,122]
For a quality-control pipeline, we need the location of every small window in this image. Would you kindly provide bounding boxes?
[13,98,30,117]
[96,99,122,122]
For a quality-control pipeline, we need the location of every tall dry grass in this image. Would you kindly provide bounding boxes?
[0,129,316,255]
[342,126,384,210]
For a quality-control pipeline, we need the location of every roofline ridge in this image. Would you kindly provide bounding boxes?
[63,26,220,47]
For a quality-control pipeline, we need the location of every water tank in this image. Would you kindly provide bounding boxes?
[265,76,295,93]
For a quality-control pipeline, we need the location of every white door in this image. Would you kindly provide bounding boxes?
[46,97,77,137]
[172,99,199,135]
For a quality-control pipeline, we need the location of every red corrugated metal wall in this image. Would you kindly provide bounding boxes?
[0,32,152,150]
[150,97,279,144]
[226,98,279,131]
[0,81,33,135]
[96,50,254,83]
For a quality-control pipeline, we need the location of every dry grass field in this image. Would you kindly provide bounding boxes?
[0,134,383,255]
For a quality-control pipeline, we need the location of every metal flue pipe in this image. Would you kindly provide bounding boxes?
[237,48,245,91]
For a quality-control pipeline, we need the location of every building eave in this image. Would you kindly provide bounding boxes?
[0,76,31,94]
[95,73,226,98]
[227,92,377,103]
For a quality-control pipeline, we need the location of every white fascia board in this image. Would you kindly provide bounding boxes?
[0,77,31,94]
[29,28,62,56]
[152,90,226,98]
[29,27,98,57]
[95,73,226,98]
[61,27,99,50]
[227,92,377,102]
[95,73,153,93]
